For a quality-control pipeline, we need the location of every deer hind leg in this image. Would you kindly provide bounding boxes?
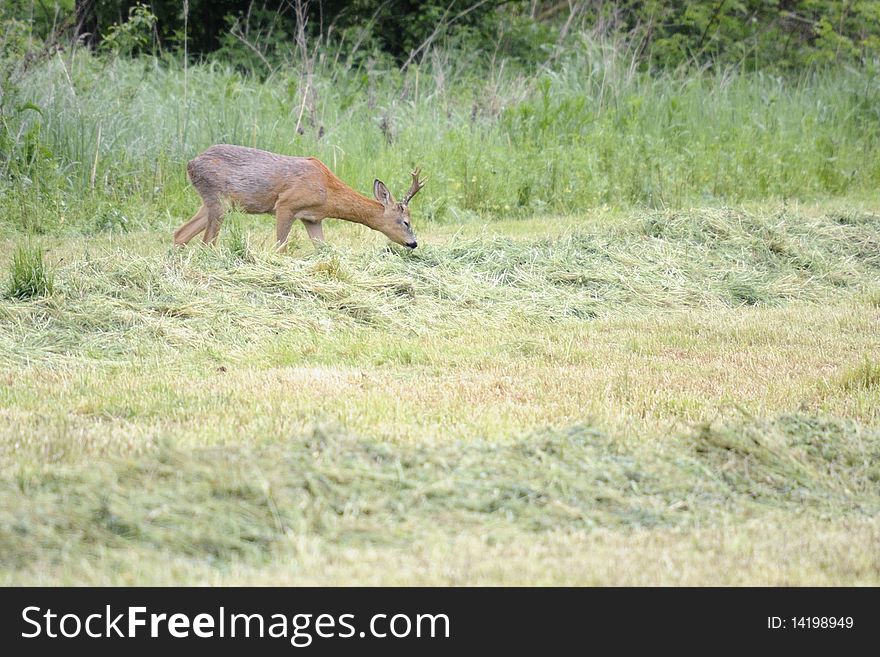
[173,204,210,246]
[202,202,226,245]
[301,219,325,245]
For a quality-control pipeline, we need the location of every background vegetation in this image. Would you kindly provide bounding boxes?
[21,1,880,68]
[0,2,878,584]
[1,1,879,239]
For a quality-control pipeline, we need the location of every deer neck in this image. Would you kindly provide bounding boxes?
[326,184,385,229]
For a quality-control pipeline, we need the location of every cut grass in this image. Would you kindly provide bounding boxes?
[0,206,877,367]
[0,205,878,584]
[3,413,878,582]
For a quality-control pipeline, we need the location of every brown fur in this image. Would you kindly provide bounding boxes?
[173,144,422,250]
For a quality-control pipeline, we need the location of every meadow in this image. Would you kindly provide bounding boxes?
[1,37,879,584]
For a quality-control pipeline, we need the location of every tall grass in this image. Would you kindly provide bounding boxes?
[1,36,879,237]
[6,243,53,300]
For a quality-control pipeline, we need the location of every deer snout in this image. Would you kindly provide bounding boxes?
[405,240,418,249]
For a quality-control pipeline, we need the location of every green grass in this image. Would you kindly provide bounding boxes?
[2,45,880,237]
[1,205,879,584]
[5,243,54,300]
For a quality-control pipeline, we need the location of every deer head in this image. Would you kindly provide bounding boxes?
[373,168,426,249]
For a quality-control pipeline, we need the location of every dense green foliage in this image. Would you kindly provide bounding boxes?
[0,0,880,241]
[0,2,878,236]
[608,0,880,70]
[4,1,880,68]
[1,46,878,237]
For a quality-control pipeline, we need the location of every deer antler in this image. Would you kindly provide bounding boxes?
[401,168,426,206]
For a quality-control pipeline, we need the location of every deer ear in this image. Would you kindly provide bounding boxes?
[373,179,393,206]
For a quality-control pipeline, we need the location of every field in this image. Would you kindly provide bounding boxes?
[1,24,880,584]
[2,201,879,585]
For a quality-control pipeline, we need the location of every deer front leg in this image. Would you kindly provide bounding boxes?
[275,211,296,252]
[301,219,325,245]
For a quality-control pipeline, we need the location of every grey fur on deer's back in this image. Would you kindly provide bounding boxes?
[186,144,322,214]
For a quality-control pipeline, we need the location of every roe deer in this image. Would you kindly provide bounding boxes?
[173,144,426,249]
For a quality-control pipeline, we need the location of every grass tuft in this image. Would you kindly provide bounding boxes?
[839,359,880,393]
[224,217,254,264]
[6,243,54,300]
